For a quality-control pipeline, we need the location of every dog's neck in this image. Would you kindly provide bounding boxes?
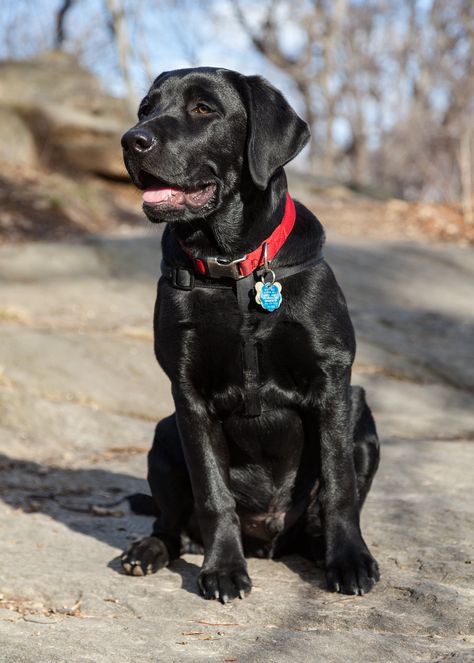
[172,171,288,259]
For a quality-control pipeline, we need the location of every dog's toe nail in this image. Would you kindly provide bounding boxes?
[239,590,245,600]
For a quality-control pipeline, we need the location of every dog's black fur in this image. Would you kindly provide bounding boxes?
[120,67,380,602]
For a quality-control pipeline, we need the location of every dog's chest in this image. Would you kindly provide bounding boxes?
[155,283,321,414]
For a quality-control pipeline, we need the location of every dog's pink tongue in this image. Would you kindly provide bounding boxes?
[142,187,183,204]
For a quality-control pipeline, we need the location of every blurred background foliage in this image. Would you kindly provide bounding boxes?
[0,0,473,241]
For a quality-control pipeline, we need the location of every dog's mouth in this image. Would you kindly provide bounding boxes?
[138,171,216,210]
[143,183,216,209]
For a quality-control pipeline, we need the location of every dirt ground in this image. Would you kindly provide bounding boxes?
[0,188,473,662]
[1,167,473,246]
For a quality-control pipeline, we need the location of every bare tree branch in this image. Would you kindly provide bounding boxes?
[55,0,76,48]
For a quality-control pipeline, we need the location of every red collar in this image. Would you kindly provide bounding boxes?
[183,193,296,279]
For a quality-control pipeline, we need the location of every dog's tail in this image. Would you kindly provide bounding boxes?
[126,492,159,516]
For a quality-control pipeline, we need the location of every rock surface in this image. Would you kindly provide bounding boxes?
[0,229,473,662]
[0,52,132,178]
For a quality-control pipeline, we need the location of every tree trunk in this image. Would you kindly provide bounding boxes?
[105,0,137,115]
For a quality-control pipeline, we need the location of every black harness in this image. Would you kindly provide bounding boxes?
[161,250,325,417]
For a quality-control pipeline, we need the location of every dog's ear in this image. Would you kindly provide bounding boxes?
[243,75,310,190]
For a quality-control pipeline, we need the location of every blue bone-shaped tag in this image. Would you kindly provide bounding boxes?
[255,281,282,312]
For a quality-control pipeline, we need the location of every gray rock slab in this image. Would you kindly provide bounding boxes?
[326,237,474,392]
[354,374,474,440]
[0,232,473,661]
[1,233,472,440]
[0,440,472,663]
[0,327,172,420]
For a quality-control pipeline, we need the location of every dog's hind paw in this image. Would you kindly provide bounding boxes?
[121,536,169,576]
[198,564,252,603]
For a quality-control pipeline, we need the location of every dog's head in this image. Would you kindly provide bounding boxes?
[122,67,310,223]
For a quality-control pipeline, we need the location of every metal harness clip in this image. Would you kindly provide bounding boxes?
[206,255,247,279]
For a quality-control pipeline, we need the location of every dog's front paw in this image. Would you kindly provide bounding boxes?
[198,563,252,603]
[326,542,379,595]
[121,536,169,576]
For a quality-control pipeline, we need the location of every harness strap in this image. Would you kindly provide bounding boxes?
[236,274,262,417]
[161,252,325,293]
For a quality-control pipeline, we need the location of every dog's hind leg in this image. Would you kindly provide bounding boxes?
[121,414,194,576]
[350,386,380,509]
[300,386,379,564]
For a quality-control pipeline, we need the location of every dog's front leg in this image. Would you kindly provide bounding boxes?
[317,368,379,595]
[174,389,252,602]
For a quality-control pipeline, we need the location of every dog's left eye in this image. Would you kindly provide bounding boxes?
[138,98,151,118]
[191,103,214,115]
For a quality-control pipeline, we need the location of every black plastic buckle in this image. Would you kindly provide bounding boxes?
[172,268,195,290]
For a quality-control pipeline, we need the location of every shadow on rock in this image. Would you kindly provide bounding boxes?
[0,451,207,594]
[0,452,148,552]
[0,451,331,598]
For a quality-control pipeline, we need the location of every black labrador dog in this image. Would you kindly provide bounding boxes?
[120,67,380,603]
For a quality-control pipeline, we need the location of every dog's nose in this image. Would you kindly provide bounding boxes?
[121,127,155,153]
